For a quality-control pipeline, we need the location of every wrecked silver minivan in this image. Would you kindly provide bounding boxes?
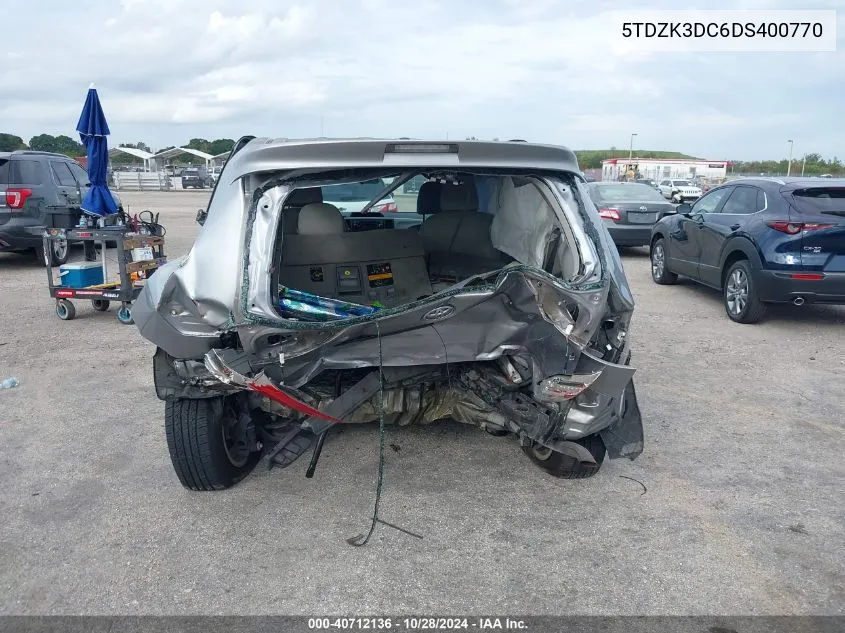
[133,138,644,490]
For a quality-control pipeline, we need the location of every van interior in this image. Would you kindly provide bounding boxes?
[272,171,582,321]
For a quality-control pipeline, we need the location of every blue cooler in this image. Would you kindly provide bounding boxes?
[59,262,104,288]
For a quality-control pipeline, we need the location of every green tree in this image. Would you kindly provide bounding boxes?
[208,138,235,156]
[0,133,27,151]
[29,134,84,156]
[186,138,211,154]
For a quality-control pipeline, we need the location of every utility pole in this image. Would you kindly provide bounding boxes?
[801,154,807,177]
[786,139,794,177]
[629,133,637,161]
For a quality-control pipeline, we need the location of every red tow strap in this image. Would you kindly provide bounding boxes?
[249,381,342,424]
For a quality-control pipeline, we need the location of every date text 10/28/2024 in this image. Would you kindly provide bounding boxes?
[308,618,528,631]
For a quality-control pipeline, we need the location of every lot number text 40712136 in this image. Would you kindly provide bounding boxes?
[307,617,529,630]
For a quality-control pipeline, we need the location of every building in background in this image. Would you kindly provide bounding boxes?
[602,158,728,182]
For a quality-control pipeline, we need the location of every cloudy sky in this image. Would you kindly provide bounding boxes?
[1,0,842,160]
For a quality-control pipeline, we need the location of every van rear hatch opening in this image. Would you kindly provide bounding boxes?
[271,172,592,326]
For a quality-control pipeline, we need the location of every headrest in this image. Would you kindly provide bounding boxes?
[440,178,478,212]
[416,181,443,214]
[297,203,345,235]
[284,187,322,208]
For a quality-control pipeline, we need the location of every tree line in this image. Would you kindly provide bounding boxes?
[0,133,235,165]
[1,132,841,176]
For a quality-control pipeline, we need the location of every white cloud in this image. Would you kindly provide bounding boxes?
[0,0,841,159]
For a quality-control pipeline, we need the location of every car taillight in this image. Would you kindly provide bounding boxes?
[5,188,32,210]
[375,202,398,213]
[537,372,601,400]
[598,207,620,221]
[767,221,833,235]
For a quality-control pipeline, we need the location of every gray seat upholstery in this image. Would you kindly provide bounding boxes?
[419,177,511,284]
[297,203,345,235]
[282,187,323,234]
[416,181,443,214]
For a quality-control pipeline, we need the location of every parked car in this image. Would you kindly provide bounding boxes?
[402,175,426,193]
[587,182,676,246]
[635,178,659,190]
[0,150,112,265]
[181,167,210,188]
[133,137,644,490]
[321,178,398,215]
[649,178,845,323]
[658,178,702,203]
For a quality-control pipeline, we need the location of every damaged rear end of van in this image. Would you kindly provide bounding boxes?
[133,138,644,490]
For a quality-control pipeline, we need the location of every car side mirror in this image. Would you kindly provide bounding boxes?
[676,203,692,215]
[196,208,207,226]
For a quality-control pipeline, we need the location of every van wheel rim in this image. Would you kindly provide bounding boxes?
[726,269,748,315]
[222,404,250,467]
[652,244,665,278]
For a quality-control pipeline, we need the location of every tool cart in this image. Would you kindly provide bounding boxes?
[42,224,166,325]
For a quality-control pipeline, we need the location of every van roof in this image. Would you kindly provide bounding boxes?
[223,138,581,180]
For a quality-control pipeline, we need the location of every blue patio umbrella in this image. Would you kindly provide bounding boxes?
[76,84,118,216]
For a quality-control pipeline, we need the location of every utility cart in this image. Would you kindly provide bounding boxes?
[42,226,166,325]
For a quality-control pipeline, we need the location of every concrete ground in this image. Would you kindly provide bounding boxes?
[1,191,843,615]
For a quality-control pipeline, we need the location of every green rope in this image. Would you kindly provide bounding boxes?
[346,320,386,547]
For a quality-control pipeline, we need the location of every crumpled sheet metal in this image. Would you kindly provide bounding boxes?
[134,170,633,371]
[261,269,605,390]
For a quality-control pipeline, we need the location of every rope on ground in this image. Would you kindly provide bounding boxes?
[346,320,387,547]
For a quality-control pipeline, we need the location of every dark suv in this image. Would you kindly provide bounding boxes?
[0,151,96,265]
[181,167,209,189]
[649,178,845,323]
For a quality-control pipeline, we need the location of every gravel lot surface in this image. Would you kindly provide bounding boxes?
[1,191,843,615]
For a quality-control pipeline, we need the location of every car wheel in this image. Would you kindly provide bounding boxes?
[724,260,766,323]
[650,238,678,284]
[165,397,260,491]
[522,434,606,479]
[36,238,69,267]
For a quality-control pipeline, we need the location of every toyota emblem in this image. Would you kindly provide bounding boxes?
[423,304,456,320]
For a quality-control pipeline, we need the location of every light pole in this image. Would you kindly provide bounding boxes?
[628,133,637,161]
[801,153,807,177]
[786,139,794,177]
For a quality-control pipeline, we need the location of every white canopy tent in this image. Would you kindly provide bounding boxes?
[212,150,231,167]
[108,146,154,171]
[152,147,214,171]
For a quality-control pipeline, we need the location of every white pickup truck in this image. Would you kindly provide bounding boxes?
[658,179,702,203]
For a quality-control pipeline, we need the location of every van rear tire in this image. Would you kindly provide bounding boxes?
[165,397,260,491]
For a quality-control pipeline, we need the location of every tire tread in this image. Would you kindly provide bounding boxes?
[165,398,257,491]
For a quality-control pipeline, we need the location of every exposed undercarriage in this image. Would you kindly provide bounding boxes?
[153,339,644,480]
